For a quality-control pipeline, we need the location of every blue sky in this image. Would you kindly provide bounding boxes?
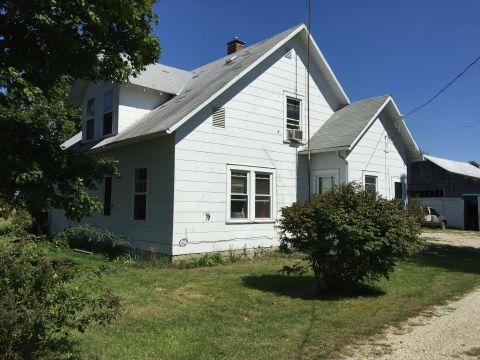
[153,0,480,162]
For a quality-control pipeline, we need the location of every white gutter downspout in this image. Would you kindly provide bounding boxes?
[337,150,349,184]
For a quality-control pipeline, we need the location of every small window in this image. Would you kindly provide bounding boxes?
[318,176,335,194]
[85,98,95,140]
[287,97,302,130]
[133,168,147,220]
[286,97,301,131]
[365,175,377,192]
[103,90,113,136]
[104,177,112,216]
[255,173,271,218]
[394,182,402,199]
[212,107,225,128]
[230,171,248,219]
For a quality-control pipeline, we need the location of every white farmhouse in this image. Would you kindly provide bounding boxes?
[51,24,422,256]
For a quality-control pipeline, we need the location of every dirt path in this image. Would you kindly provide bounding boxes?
[341,230,480,360]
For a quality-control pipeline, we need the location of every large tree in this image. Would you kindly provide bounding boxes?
[0,0,161,220]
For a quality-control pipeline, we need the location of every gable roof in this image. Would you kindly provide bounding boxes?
[305,95,422,162]
[309,95,389,152]
[424,155,480,179]
[65,23,350,152]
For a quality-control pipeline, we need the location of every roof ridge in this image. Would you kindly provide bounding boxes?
[192,23,305,73]
[349,94,390,104]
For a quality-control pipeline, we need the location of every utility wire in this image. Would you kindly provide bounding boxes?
[405,55,480,117]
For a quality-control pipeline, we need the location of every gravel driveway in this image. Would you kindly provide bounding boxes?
[340,230,480,360]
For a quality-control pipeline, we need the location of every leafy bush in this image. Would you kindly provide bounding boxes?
[278,183,423,291]
[0,238,120,359]
[0,209,33,238]
[407,198,427,224]
[54,224,129,258]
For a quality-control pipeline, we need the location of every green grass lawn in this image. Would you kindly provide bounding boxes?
[46,237,480,360]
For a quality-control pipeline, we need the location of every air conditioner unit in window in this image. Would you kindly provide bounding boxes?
[287,129,303,143]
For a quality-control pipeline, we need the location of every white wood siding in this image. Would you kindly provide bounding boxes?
[172,37,340,255]
[81,81,119,142]
[310,152,347,194]
[346,111,408,199]
[50,136,175,254]
[118,84,169,133]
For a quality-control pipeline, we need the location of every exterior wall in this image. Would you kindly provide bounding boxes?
[415,197,465,229]
[118,84,170,133]
[409,160,480,198]
[172,36,341,255]
[346,111,408,200]
[310,151,347,194]
[81,81,119,142]
[50,136,175,254]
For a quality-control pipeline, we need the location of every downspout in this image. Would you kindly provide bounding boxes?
[337,150,348,184]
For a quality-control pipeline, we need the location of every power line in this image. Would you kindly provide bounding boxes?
[405,55,480,117]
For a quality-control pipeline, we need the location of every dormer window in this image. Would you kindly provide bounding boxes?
[85,97,95,140]
[103,90,113,136]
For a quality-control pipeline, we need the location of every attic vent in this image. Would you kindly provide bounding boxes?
[284,48,292,59]
[212,107,225,128]
[225,55,237,65]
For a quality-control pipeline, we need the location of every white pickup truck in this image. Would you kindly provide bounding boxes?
[421,207,448,230]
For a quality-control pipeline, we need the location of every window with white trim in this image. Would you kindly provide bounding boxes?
[318,176,335,194]
[313,169,339,194]
[230,171,249,219]
[103,90,113,136]
[365,175,377,193]
[133,168,147,220]
[228,167,274,222]
[286,97,301,131]
[255,173,271,218]
[85,97,95,140]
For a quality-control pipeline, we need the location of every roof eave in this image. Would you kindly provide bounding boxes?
[299,145,350,155]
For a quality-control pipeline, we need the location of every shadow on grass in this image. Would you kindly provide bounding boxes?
[242,274,385,300]
[410,243,480,275]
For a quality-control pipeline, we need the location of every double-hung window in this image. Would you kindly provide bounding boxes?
[85,98,95,140]
[230,171,249,219]
[255,173,271,218]
[103,90,113,136]
[228,167,274,222]
[318,176,335,194]
[133,168,147,220]
[365,175,377,192]
[286,97,301,131]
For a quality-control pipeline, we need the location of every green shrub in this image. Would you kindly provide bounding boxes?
[0,238,120,359]
[407,198,427,223]
[0,209,33,238]
[54,224,129,258]
[278,183,423,291]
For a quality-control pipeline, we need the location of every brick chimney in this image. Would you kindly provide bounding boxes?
[227,37,245,55]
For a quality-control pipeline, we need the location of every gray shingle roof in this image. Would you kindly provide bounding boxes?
[309,95,390,152]
[74,24,303,151]
[127,63,191,95]
[424,155,480,179]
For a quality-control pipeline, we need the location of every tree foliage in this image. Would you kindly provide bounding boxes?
[0,0,160,92]
[0,0,161,220]
[278,183,423,291]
